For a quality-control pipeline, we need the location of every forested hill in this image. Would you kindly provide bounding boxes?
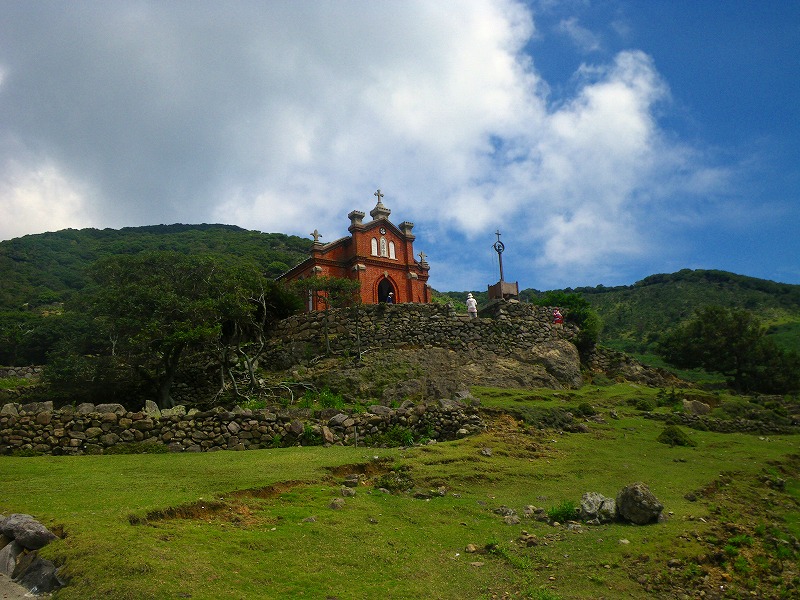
[560,269,800,354]
[3,227,799,357]
[0,224,311,310]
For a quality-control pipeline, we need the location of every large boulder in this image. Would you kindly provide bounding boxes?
[0,540,23,577]
[616,482,664,525]
[12,520,56,550]
[579,492,616,523]
[15,556,63,593]
[0,514,34,538]
[314,345,582,405]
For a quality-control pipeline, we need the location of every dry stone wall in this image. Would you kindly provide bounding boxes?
[0,399,483,456]
[0,366,42,379]
[263,301,574,369]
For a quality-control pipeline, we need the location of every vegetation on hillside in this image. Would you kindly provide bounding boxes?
[0,224,310,310]
[2,226,800,396]
[562,269,800,354]
[0,225,310,367]
[44,252,302,408]
[659,305,800,394]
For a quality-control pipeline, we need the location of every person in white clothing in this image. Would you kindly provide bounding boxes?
[466,293,478,319]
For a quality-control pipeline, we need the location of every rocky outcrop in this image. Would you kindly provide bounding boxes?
[587,346,682,387]
[0,514,62,595]
[579,492,616,524]
[301,344,582,406]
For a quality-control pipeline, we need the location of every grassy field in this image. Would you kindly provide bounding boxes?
[1,384,798,599]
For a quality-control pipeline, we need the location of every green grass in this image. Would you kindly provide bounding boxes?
[767,319,800,353]
[1,384,798,599]
[0,376,38,390]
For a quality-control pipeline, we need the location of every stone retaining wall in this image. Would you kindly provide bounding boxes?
[0,399,483,456]
[0,366,42,379]
[645,411,798,435]
[263,301,574,368]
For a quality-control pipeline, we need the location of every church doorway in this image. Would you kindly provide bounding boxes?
[377,278,395,303]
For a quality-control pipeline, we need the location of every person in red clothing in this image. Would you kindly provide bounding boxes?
[553,308,564,327]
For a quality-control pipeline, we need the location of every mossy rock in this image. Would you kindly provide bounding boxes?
[657,424,697,447]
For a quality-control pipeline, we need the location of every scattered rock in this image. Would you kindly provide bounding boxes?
[579,492,616,524]
[616,482,664,525]
[518,531,539,546]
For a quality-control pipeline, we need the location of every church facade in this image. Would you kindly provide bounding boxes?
[279,190,431,310]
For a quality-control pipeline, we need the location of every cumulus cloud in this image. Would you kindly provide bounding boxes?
[0,0,728,290]
[557,17,603,53]
[0,159,94,239]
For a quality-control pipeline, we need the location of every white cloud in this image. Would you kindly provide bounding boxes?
[0,160,93,240]
[0,0,735,289]
[557,17,603,53]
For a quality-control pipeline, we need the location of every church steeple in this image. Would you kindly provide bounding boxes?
[369,188,391,220]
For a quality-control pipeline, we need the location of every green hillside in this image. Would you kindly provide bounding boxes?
[0,224,311,310]
[569,269,800,354]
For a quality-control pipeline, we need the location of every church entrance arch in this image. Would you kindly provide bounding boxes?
[377,278,395,303]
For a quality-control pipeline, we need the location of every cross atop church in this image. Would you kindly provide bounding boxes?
[310,229,322,243]
[374,189,384,203]
[418,250,427,263]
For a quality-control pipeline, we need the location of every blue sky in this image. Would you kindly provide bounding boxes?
[0,1,797,292]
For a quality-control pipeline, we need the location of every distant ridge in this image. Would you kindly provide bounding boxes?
[554,269,800,354]
[0,224,311,309]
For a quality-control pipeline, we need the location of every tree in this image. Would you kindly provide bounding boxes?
[659,305,800,393]
[531,291,603,357]
[74,252,286,408]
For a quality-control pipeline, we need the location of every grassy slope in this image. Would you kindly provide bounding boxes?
[1,385,798,599]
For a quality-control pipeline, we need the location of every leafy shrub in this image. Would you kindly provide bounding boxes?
[573,402,597,417]
[366,425,416,447]
[238,398,266,411]
[318,388,345,409]
[546,500,577,523]
[298,388,345,411]
[300,424,322,446]
[513,406,576,430]
[629,396,657,411]
[657,425,697,447]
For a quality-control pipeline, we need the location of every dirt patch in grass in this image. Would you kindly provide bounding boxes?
[323,458,394,479]
[230,480,314,500]
[129,461,397,527]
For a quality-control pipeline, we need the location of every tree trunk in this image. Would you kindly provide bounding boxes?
[156,343,184,409]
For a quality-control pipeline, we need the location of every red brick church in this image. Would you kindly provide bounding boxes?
[279,190,431,310]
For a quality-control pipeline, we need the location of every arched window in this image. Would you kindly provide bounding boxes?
[380,237,388,257]
[388,241,396,259]
[371,238,378,256]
